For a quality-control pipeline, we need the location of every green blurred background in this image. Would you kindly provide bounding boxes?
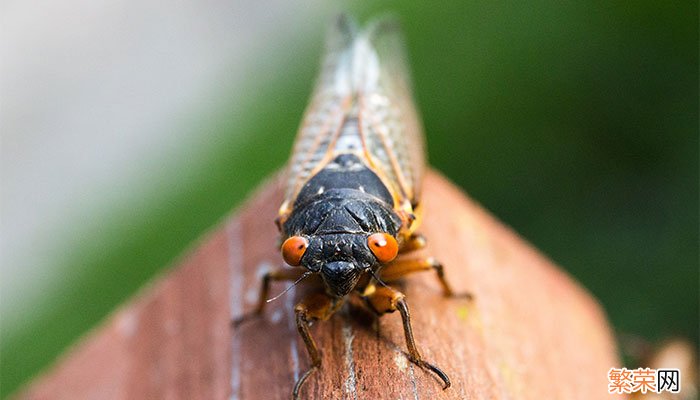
[2,1,697,397]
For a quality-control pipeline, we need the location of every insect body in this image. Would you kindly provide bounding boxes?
[247,14,461,399]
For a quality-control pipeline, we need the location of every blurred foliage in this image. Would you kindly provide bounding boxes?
[2,1,697,397]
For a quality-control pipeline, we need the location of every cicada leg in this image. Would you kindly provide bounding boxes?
[293,292,341,400]
[276,200,293,233]
[364,286,450,390]
[398,232,427,254]
[380,256,470,299]
[232,267,306,327]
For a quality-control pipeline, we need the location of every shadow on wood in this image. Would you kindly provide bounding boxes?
[16,171,622,399]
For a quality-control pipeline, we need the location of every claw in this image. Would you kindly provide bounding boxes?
[414,358,451,389]
[292,366,318,399]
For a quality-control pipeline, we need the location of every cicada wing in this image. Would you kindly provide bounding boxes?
[281,15,426,218]
[281,15,359,214]
[356,16,426,209]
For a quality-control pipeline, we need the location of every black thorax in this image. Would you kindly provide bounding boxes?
[283,154,401,237]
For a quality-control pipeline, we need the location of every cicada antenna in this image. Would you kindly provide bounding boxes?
[369,268,389,289]
[266,271,312,303]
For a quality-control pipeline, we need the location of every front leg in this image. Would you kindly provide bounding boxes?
[364,285,451,390]
[380,257,470,298]
[293,292,340,400]
[399,232,428,254]
[385,232,471,298]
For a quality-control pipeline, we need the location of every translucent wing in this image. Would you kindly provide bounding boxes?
[357,17,426,207]
[281,15,425,216]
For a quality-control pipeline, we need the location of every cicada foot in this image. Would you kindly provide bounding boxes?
[431,260,473,300]
[410,357,451,390]
[292,366,319,400]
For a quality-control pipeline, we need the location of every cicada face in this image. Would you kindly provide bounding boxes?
[291,233,371,297]
[283,231,401,297]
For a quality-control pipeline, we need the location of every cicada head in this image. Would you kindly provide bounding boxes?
[281,232,398,297]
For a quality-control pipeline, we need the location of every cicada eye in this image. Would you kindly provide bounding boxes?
[367,233,398,263]
[281,236,309,266]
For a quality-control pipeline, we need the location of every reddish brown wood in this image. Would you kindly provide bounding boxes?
[16,171,622,400]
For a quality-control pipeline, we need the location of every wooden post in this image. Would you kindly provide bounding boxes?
[15,171,622,399]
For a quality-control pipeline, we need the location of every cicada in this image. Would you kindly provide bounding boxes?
[246,14,462,399]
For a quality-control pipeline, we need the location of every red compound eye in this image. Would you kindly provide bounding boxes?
[281,236,309,266]
[368,233,398,263]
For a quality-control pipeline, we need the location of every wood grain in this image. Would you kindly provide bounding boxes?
[15,171,622,400]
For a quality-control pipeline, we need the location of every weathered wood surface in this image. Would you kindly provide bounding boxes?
[16,171,621,400]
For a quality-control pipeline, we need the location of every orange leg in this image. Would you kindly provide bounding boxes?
[399,232,427,253]
[293,292,342,400]
[364,286,450,389]
[380,257,469,298]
